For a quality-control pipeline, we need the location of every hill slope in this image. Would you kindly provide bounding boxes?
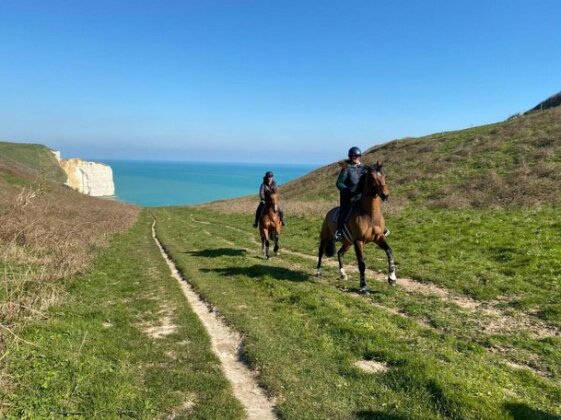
[1,143,138,356]
[526,91,561,114]
[281,107,561,210]
[0,141,66,183]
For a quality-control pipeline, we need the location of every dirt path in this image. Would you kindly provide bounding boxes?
[152,221,276,420]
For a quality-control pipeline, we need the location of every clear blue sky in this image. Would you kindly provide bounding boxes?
[1,1,560,164]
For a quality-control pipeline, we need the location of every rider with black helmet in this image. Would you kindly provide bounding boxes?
[253,171,286,228]
[334,147,389,240]
[334,146,365,240]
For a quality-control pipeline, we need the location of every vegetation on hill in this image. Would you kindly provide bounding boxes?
[281,107,561,210]
[526,91,561,114]
[0,141,66,183]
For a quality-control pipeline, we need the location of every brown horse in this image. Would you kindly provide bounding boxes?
[316,162,396,293]
[259,188,282,259]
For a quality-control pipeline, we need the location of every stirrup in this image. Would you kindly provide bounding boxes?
[384,228,390,237]
[334,229,343,240]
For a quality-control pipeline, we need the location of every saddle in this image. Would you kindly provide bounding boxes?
[331,201,357,225]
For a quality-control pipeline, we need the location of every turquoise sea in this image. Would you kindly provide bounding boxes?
[102,160,319,207]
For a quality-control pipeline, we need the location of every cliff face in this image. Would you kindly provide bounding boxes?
[59,158,115,197]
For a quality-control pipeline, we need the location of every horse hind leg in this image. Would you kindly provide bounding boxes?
[273,230,280,255]
[316,239,327,276]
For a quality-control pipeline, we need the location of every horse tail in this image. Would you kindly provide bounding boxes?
[326,238,336,257]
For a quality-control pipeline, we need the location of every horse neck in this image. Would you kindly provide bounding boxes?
[360,194,379,220]
[360,179,381,221]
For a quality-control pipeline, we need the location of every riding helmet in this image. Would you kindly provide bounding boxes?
[348,146,362,158]
[265,171,274,178]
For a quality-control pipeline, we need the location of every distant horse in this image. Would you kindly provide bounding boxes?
[259,187,282,259]
[316,162,396,293]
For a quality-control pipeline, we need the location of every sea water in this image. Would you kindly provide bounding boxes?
[101,160,318,207]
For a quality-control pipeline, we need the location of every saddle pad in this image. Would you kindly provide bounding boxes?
[331,204,356,224]
[331,208,340,223]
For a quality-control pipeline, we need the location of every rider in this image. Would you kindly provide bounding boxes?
[334,146,365,240]
[253,171,286,228]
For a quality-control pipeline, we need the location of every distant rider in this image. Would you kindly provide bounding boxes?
[253,171,286,228]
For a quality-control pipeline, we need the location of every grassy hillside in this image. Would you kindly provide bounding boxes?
[0,141,66,183]
[281,107,561,210]
[0,149,138,367]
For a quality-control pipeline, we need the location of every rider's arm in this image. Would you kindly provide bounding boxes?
[259,183,266,201]
[336,168,348,191]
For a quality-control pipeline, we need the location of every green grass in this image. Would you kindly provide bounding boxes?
[152,206,561,419]
[2,211,244,419]
[280,206,561,323]
[0,141,66,183]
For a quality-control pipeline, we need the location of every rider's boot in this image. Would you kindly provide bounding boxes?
[334,221,344,241]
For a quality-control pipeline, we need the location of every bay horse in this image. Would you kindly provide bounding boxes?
[316,162,396,293]
[259,188,282,259]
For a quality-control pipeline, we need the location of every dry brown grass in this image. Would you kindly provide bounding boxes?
[200,196,335,218]
[0,159,139,354]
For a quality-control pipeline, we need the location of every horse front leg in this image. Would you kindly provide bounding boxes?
[354,240,369,294]
[379,239,397,286]
[337,242,351,280]
[261,228,270,259]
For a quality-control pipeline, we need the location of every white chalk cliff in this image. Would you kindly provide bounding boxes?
[52,151,115,197]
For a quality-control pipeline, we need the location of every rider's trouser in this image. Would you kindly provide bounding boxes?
[337,190,352,231]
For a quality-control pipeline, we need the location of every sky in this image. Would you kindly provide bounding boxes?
[0,1,560,164]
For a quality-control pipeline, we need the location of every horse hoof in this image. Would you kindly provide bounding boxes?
[360,287,370,295]
[275,251,279,256]
[339,269,347,280]
[388,278,397,287]
[315,269,322,277]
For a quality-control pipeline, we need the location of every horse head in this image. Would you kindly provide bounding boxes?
[367,161,389,201]
[265,190,280,213]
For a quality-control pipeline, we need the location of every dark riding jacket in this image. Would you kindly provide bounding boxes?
[336,161,365,195]
[259,181,278,202]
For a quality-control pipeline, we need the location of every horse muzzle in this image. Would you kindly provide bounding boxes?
[381,193,389,201]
